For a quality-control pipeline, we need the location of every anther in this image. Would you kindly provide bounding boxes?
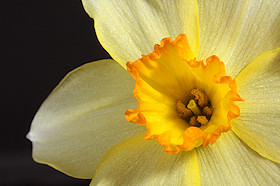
[176,101,193,119]
[191,89,208,107]
[197,116,208,125]
[203,106,213,117]
[189,116,201,127]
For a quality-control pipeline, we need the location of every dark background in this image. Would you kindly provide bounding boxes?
[1,0,110,185]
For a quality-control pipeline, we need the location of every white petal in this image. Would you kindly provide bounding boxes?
[82,0,200,68]
[197,0,280,78]
[196,131,280,185]
[232,48,280,163]
[27,60,146,178]
[91,135,200,185]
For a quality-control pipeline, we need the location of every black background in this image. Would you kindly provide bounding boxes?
[1,0,110,185]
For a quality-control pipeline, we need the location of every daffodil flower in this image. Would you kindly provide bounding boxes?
[27,0,280,185]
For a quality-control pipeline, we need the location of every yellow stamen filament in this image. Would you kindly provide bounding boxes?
[187,99,201,116]
[191,89,208,107]
[197,116,208,125]
[176,101,193,119]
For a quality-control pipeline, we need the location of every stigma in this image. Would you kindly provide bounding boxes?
[125,34,243,153]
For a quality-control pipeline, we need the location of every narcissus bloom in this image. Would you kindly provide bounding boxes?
[28,0,280,185]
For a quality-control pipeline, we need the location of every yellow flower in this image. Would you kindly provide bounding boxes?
[27,0,280,185]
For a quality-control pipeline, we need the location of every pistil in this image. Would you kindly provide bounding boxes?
[187,100,201,115]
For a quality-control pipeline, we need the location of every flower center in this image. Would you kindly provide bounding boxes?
[176,89,213,128]
[125,34,243,154]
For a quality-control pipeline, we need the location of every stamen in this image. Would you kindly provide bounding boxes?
[197,116,208,125]
[191,89,208,107]
[189,116,201,127]
[203,106,213,117]
[176,101,193,119]
[178,89,213,128]
[187,100,201,116]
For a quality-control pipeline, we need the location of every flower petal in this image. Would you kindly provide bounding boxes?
[91,135,200,185]
[232,48,280,163]
[82,0,200,68]
[27,59,146,178]
[196,130,280,185]
[197,0,280,78]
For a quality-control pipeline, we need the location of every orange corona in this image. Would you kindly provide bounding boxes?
[125,34,243,154]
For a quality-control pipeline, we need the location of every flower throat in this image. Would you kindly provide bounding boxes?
[176,89,213,128]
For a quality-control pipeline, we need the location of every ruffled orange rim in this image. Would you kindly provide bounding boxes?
[198,56,243,147]
[125,34,243,153]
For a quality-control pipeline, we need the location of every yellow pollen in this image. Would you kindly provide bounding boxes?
[187,99,201,116]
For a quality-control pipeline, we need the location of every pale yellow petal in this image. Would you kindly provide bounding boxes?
[82,0,200,68]
[91,135,200,185]
[27,59,146,179]
[196,131,280,185]
[197,0,280,78]
[232,48,280,163]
